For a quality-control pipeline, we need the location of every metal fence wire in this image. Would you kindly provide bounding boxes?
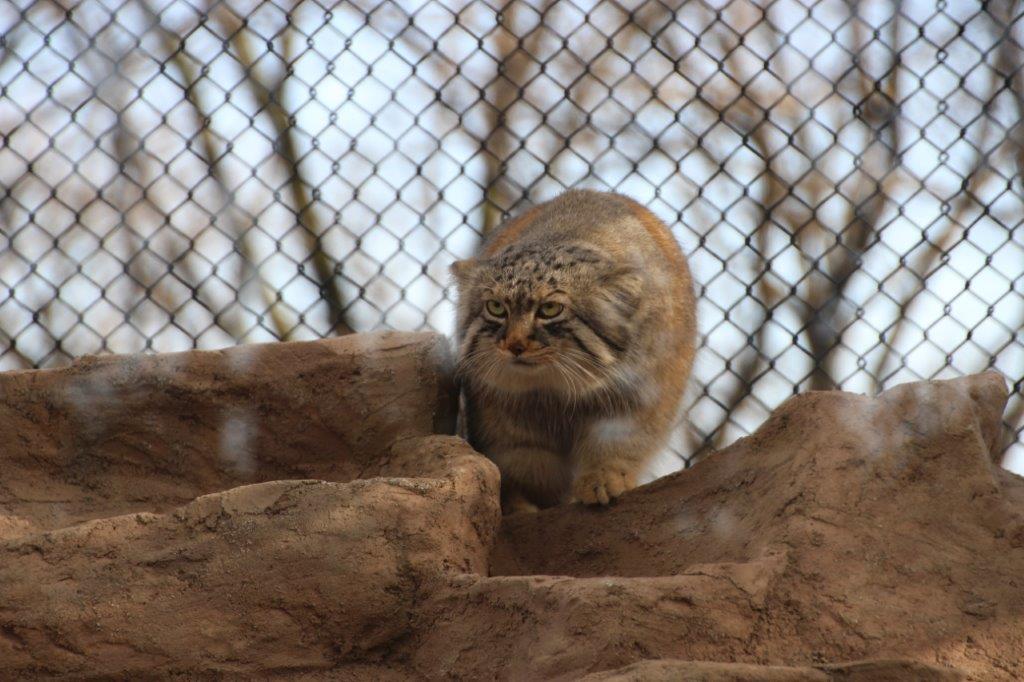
[1,0,1023,472]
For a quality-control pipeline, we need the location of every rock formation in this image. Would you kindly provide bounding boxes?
[0,331,1021,679]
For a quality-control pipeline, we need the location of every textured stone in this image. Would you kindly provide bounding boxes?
[0,331,456,533]
[0,336,1021,680]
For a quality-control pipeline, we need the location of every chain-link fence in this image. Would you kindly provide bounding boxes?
[2,0,1022,472]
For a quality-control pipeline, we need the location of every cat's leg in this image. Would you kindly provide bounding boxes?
[487,446,573,511]
[571,419,662,505]
[501,487,539,515]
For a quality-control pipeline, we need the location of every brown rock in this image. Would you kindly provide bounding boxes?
[577,658,964,681]
[0,434,499,676]
[0,334,1021,680]
[0,331,455,533]
[579,659,832,681]
[459,372,1022,680]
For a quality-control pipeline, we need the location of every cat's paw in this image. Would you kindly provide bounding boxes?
[572,467,637,506]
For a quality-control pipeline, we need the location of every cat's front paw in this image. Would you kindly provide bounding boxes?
[572,467,637,506]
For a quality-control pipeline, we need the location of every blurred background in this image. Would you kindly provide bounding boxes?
[1,0,1022,473]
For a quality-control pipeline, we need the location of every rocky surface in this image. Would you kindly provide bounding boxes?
[0,331,1021,679]
[577,659,963,681]
[0,331,455,534]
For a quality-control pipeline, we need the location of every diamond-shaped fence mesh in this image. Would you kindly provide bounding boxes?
[1,0,1022,473]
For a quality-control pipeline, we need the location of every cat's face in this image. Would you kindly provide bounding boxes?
[452,244,641,396]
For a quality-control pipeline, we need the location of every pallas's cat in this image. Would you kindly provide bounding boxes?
[451,190,695,512]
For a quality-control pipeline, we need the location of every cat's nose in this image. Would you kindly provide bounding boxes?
[505,339,526,356]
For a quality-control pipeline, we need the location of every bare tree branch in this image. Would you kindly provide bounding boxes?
[211,3,353,336]
[144,0,290,341]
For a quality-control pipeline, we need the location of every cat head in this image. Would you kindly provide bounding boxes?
[451,242,642,396]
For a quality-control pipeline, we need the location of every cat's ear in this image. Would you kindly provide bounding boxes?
[599,266,644,314]
[449,259,479,286]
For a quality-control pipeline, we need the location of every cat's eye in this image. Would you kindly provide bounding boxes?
[485,299,507,317]
[537,301,564,319]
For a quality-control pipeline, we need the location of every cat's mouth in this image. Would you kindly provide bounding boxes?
[500,350,552,366]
